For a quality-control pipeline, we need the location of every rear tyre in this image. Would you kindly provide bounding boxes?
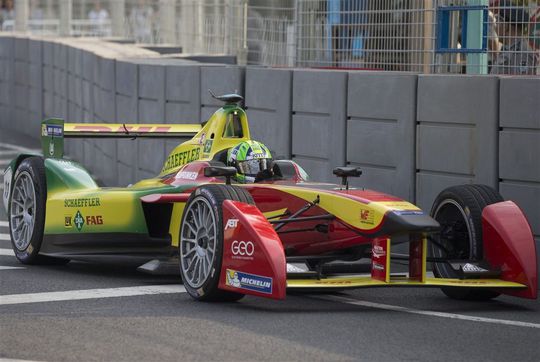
[8,157,68,265]
[430,184,502,301]
[179,184,254,302]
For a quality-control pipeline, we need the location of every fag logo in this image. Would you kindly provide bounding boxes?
[86,215,103,225]
[225,218,239,230]
[64,215,72,228]
[74,210,85,231]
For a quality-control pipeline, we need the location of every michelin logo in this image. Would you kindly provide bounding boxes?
[225,269,273,294]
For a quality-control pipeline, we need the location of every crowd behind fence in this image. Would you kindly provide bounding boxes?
[1,0,538,74]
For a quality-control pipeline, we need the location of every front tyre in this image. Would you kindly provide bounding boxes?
[430,184,503,301]
[179,184,253,302]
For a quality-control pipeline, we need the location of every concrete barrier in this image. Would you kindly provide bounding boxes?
[347,72,417,201]
[245,67,292,158]
[498,77,540,237]
[416,75,499,211]
[115,60,139,186]
[291,69,347,182]
[200,65,245,122]
[14,37,29,135]
[28,39,43,138]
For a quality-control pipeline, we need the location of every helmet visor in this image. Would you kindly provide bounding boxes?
[237,159,269,176]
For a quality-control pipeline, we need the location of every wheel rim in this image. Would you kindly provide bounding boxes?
[431,199,473,277]
[180,196,217,289]
[9,171,36,251]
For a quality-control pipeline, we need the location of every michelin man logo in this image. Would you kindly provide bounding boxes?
[226,269,241,288]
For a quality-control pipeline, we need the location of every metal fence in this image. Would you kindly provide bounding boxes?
[2,0,538,74]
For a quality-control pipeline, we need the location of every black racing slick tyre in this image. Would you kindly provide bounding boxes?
[179,184,254,302]
[8,157,68,265]
[430,184,503,301]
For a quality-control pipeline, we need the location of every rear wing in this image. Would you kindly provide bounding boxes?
[41,118,202,158]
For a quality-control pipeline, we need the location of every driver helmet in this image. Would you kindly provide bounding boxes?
[227,140,272,183]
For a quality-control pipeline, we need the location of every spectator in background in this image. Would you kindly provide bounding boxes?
[88,1,111,37]
[129,0,154,43]
[1,0,15,30]
[29,0,43,20]
[491,1,537,75]
[487,10,501,72]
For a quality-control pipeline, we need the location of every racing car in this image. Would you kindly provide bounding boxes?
[2,93,537,302]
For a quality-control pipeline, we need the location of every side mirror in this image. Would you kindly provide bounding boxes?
[204,166,237,185]
[333,167,362,190]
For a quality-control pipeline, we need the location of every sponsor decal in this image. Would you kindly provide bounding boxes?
[462,263,488,273]
[373,263,385,271]
[64,197,101,208]
[2,167,12,210]
[42,124,63,137]
[372,245,386,258]
[162,148,201,171]
[72,210,103,231]
[225,269,272,294]
[360,209,374,224]
[198,132,206,146]
[225,218,239,230]
[314,280,353,285]
[86,215,103,225]
[73,125,172,133]
[203,139,213,153]
[177,171,198,180]
[74,210,85,231]
[64,215,72,228]
[231,240,254,257]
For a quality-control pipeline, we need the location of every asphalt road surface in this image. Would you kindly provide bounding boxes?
[1,129,539,362]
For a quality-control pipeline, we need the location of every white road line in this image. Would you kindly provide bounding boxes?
[0,233,10,241]
[0,248,14,256]
[0,284,186,306]
[0,221,8,227]
[324,295,540,329]
[0,266,25,270]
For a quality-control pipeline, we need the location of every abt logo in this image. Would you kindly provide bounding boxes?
[231,240,254,256]
[225,218,239,230]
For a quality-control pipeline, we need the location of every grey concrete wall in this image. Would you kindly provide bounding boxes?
[0,36,14,131]
[416,75,499,211]
[347,72,417,201]
[498,78,540,236]
[245,67,292,158]
[200,65,245,122]
[13,37,29,137]
[115,60,139,186]
[291,69,347,183]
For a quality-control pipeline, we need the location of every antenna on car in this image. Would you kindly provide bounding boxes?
[208,89,244,105]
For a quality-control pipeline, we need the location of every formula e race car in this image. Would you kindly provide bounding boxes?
[2,94,537,302]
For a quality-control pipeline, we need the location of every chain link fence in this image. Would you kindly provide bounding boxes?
[1,0,538,74]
